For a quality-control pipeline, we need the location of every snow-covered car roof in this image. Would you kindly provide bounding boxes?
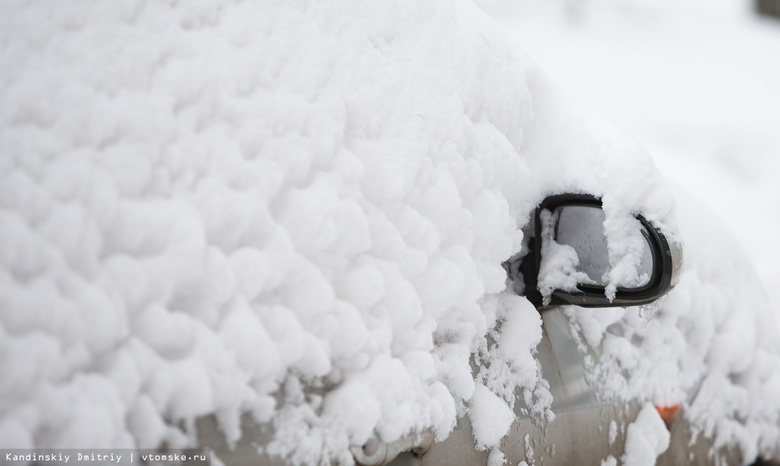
[2,0,779,465]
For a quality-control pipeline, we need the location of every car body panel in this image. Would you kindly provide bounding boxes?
[195,308,744,465]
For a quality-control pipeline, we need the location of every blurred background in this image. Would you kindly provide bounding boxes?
[478,0,780,311]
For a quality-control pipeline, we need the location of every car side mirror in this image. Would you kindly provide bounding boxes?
[512,194,683,310]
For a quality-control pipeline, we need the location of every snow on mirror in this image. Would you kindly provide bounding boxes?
[518,193,680,310]
[554,206,653,288]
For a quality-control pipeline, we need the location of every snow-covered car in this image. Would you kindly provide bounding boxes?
[3,1,780,466]
[196,192,693,465]
[192,189,773,466]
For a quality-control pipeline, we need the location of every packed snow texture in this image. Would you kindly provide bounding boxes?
[0,0,695,464]
[621,404,670,466]
[470,383,515,450]
[486,447,507,466]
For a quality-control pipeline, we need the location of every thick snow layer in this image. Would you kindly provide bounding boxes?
[0,0,694,464]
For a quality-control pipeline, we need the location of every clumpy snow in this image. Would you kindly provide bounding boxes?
[470,383,515,450]
[473,292,554,426]
[565,185,780,461]
[537,209,594,303]
[11,0,776,464]
[480,1,780,462]
[622,403,670,466]
[487,447,507,466]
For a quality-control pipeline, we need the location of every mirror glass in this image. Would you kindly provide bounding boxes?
[555,205,653,288]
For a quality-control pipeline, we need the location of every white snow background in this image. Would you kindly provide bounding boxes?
[1,1,779,465]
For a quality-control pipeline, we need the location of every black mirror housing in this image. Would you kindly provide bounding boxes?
[514,194,682,310]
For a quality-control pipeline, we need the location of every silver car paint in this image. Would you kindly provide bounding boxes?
[194,308,743,465]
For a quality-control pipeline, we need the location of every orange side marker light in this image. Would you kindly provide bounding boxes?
[655,404,682,430]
